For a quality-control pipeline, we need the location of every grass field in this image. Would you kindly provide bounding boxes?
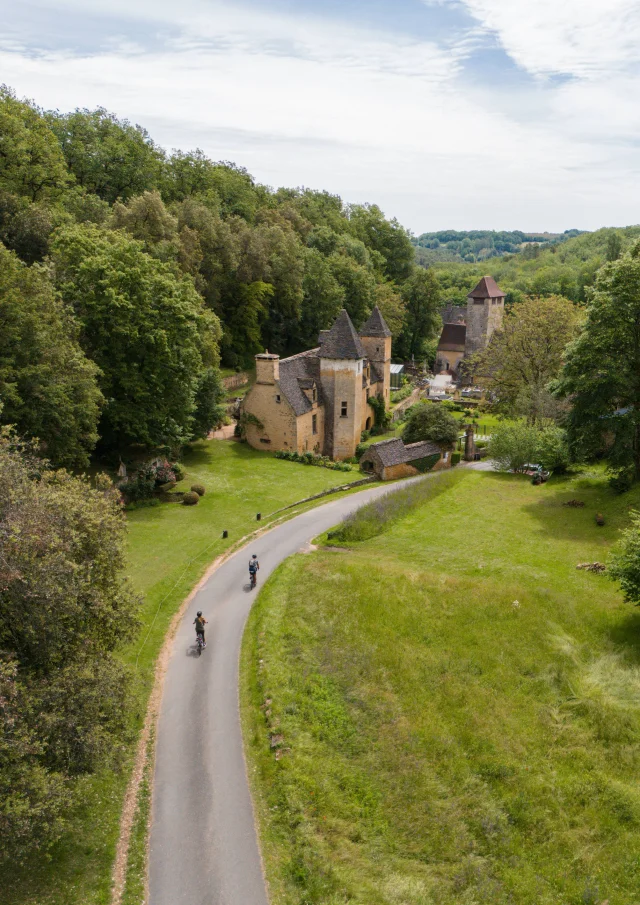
[242,468,640,905]
[0,439,365,905]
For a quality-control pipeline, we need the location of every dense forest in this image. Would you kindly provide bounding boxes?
[432,226,640,305]
[413,228,582,265]
[0,85,440,466]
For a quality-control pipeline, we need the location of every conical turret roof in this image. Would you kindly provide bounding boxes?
[360,306,392,338]
[319,309,366,360]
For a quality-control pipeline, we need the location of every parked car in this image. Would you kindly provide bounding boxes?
[520,463,550,484]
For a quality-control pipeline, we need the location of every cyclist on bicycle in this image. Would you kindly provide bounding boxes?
[194,611,207,647]
[249,554,260,587]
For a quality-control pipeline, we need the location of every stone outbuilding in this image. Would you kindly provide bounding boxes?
[359,437,451,481]
[242,307,392,460]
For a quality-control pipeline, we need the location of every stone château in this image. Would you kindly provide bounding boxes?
[242,307,392,460]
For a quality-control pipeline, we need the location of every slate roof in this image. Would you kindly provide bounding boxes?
[468,275,505,299]
[278,349,321,416]
[319,309,366,359]
[360,306,392,338]
[438,322,466,352]
[363,437,442,467]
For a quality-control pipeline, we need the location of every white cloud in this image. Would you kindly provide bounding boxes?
[1,0,640,231]
[450,0,640,78]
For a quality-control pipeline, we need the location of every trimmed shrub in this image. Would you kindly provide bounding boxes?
[451,452,461,466]
[190,483,206,496]
[183,491,200,506]
[355,443,367,461]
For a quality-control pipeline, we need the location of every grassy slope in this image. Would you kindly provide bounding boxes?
[0,439,364,905]
[242,469,640,905]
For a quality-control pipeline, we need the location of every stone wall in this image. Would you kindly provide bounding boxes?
[243,382,299,451]
[464,296,504,358]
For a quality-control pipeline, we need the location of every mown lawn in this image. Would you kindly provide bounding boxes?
[0,439,364,905]
[242,468,640,905]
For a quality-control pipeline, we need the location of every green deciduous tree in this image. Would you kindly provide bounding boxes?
[609,510,640,605]
[473,295,582,424]
[0,87,69,201]
[396,267,441,360]
[51,224,222,452]
[348,203,414,283]
[487,420,541,472]
[402,403,459,448]
[0,435,138,859]
[554,241,640,480]
[48,107,164,203]
[0,191,54,263]
[0,243,102,467]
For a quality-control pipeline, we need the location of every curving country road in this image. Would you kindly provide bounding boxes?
[149,466,487,905]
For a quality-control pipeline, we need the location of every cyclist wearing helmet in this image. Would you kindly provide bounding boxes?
[249,553,259,587]
[194,611,207,647]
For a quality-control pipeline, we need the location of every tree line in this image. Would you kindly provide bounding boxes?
[413,228,581,265]
[0,85,442,468]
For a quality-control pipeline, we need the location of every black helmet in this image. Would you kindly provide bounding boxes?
[252,553,257,559]
[197,610,202,617]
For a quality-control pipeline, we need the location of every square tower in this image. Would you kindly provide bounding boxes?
[359,306,392,405]
[464,275,505,358]
[318,309,366,459]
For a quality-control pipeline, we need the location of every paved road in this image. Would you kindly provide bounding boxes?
[149,467,488,905]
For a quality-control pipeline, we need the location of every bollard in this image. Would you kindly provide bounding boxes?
[256,513,261,521]
[222,529,228,538]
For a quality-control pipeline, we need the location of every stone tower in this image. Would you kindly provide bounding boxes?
[359,306,392,405]
[319,309,366,459]
[464,276,505,358]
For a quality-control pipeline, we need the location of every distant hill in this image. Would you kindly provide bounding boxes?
[427,226,640,306]
[412,229,583,265]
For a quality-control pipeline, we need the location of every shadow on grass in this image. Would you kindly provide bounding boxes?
[608,608,640,665]
[521,473,640,544]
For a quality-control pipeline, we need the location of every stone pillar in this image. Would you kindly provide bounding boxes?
[464,425,476,461]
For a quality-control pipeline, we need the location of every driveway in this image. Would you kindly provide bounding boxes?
[148,466,489,904]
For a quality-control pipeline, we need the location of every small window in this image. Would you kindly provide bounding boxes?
[312,414,318,434]
[275,394,281,403]
[259,438,271,444]
[376,346,380,353]
[341,401,348,417]
[312,387,317,402]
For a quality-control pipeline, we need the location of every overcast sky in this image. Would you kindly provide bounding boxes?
[2,0,639,234]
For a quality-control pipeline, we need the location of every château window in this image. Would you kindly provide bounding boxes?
[312,387,317,402]
[276,394,281,403]
[312,414,318,434]
[341,401,348,417]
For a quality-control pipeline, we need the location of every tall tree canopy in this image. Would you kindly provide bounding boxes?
[48,107,164,203]
[396,267,442,360]
[0,435,138,858]
[0,243,102,467]
[472,295,582,423]
[51,224,222,452]
[0,87,68,201]
[555,240,640,479]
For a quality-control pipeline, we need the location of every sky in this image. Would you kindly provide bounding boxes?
[1,0,639,234]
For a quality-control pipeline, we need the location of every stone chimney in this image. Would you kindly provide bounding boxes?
[255,352,279,385]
